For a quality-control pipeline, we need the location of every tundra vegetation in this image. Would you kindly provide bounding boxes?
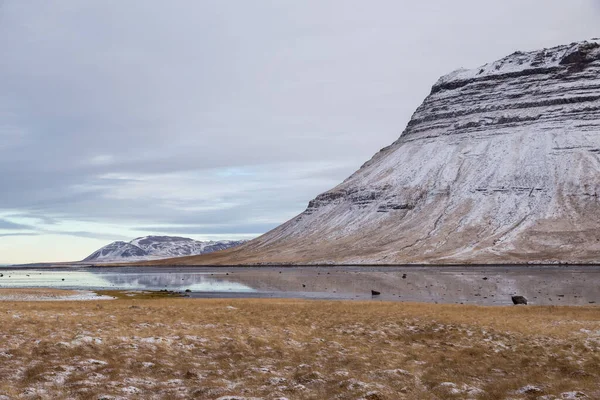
[0,290,598,399]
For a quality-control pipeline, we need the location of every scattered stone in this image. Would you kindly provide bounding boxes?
[371,290,381,296]
[512,295,528,305]
[483,277,488,280]
[402,274,407,279]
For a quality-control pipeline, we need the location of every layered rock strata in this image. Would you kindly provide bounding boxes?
[160,40,600,265]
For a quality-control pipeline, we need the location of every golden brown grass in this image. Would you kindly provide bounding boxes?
[99,290,185,300]
[0,295,599,399]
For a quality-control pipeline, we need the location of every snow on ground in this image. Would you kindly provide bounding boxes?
[0,290,114,302]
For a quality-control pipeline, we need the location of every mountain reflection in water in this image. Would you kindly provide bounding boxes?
[0,268,254,292]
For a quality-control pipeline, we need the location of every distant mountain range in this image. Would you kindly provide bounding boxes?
[83,236,247,263]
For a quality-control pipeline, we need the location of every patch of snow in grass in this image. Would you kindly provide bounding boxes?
[561,391,588,399]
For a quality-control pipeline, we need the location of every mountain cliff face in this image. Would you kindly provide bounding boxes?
[155,39,600,265]
[83,236,246,262]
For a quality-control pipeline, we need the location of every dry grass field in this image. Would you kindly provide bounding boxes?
[0,291,599,399]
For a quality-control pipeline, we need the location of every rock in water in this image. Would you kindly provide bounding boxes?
[512,296,528,305]
[371,290,381,296]
[164,40,600,265]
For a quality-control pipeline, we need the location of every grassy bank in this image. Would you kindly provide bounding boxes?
[0,294,599,399]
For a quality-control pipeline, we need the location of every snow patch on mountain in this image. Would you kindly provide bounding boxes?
[156,39,600,265]
[83,236,247,263]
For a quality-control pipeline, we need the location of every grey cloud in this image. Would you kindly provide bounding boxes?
[0,219,125,240]
[0,219,32,230]
[41,230,131,241]
[0,233,39,238]
[134,224,278,236]
[5,213,60,226]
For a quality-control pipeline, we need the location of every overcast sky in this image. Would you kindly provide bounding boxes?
[0,1,599,263]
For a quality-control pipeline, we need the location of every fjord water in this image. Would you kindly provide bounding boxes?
[0,267,254,292]
[1,265,599,305]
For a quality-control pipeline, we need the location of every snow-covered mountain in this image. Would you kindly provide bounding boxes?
[83,236,247,262]
[153,39,600,265]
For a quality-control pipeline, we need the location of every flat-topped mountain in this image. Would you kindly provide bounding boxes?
[84,236,246,263]
[151,39,600,265]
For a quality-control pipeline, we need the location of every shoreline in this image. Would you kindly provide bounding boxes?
[1,265,599,305]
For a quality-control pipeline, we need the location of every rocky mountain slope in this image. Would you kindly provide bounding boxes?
[150,39,600,265]
[83,236,246,263]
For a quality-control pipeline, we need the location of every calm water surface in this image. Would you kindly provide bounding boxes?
[0,267,254,292]
[1,265,599,305]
